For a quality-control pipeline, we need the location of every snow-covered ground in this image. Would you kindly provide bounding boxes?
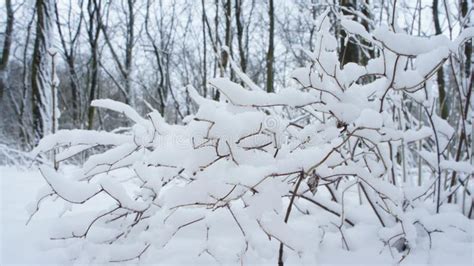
[1,166,473,265]
[1,166,69,264]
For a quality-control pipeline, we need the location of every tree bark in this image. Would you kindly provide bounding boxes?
[87,0,101,129]
[0,0,14,100]
[220,0,232,77]
[202,0,208,98]
[124,0,135,107]
[433,0,448,119]
[266,0,274,93]
[235,0,246,74]
[31,0,53,141]
[339,0,359,65]
[460,0,471,79]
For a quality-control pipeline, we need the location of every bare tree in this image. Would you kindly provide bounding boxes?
[447,0,472,204]
[86,0,102,129]
[0,0,14,100]
[96,0,136,106]
[432,0,448,119]
[54,0,83,125]
[16,7,37,148]
[266,0,274,92]
[235,0,246,74]
[220,0,233,80]
[202,0,208,97]
[144,0,177,116]
[31,0,54,141]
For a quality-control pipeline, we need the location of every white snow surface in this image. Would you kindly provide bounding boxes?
[1,166,473,265]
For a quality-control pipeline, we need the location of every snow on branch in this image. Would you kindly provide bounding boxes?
[30,8,474,264]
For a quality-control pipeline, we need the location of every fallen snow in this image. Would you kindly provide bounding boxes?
[1,166,473,265]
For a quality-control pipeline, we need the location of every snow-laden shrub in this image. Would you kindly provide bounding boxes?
[30,10,473,264]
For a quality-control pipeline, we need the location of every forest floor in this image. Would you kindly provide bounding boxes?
[1,166,473,265]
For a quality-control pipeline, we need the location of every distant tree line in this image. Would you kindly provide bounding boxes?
[0,0,471,155]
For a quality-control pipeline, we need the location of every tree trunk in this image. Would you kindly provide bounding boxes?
[220,0,232,77]
[213,0,221,100]
[460,0,471,79]
[339,0,359,65]
[0,0,14,100]
[266,0,274,93]
[433,0,448,119]
[87,0,101,130]
[202,0,208,98]
[124,0,135,107]
[235,0,246,74]
[31,0,53,142]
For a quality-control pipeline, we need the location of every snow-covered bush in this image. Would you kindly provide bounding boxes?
[30,10,473,264]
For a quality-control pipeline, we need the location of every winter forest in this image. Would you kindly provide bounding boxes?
[0,0,473,265]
